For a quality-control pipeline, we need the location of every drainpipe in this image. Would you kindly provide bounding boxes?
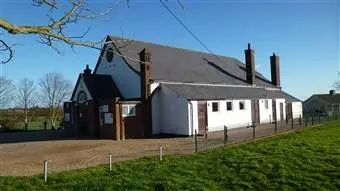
[189,101,194,136]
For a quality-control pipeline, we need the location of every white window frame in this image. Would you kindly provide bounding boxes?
[239,101,245,110]
[122,104,136,117]
[226,101,233,111]
[212,102,219,112]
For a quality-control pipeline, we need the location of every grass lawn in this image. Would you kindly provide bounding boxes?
[0,122,339,190]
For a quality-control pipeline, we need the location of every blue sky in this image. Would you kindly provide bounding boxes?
[0,0,339,100]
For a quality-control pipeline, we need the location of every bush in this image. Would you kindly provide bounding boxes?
[0,119,19,132]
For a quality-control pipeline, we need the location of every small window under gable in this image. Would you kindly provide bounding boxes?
[212,102,219,112]
[226,101,233,111]
[239,101,245,110]
[122,104,136,117]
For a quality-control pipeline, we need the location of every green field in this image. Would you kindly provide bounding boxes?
[0,122,339,190]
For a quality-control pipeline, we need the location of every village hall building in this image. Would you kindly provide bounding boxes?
[64,36,303,140]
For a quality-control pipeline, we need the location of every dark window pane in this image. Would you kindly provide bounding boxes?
[212,102,219,112]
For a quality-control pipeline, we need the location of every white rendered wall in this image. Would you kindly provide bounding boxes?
[292,102,303,119]
[151,86,190,135]
[275,99,286,121]
[259,99,273,123]
[151,89,161,135]
[188,101,198,136]
[206,100,252,131]
[71,77,93,102]
[95,44,141,98]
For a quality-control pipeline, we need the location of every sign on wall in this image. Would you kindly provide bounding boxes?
[104,113,113,124]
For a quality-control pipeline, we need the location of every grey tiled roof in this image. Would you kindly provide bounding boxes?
[162,83,301,102]
[109,36,276,88]
[82,74,122,99]
[309,94,340,104]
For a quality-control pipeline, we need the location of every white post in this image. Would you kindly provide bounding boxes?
[109,153,112,171]
[44,160,48,183]
[159,145,163,161]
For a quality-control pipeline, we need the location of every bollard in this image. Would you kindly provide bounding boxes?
[109,153,112,171]
[252,121,256,139]
[159,146,163,161]
[194,130,198,153]
[224,125,228,145]
[44,160,48,183]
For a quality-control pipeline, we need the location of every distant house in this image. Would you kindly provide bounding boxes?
[303,90,340,115]
[64,36,302,140]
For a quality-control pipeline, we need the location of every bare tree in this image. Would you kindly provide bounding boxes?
[0,77,14,108]
[0,0,122,63]
[17,78,36,130]
[39,72,72,130]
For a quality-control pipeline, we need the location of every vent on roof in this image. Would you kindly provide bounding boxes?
[329,89,335,95]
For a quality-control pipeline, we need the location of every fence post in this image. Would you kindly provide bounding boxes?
[274,119,277,134]
[43,121,47,130]
[312,115,314,125]
[205,126,208,140]
[299,115,302,127]
[304,116,307,127]
[109,153,112,171]
[24,123,28,131]
[159,145,163,161]
[291,117,294,130]
[318,113,321,124]
[252,121,256,139]
[224,125,228,145]
[194,130,198,153]
[44,160,48,183]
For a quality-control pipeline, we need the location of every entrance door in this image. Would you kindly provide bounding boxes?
[78,104,89,135]
[272,100,277,122]
[197,102,207,135]
[251,100,260,124]
[280,103,284,121]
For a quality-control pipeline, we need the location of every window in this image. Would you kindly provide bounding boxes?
[265,100,269,109]
[226,101,233,111]
[212,102,219,112]
[77,91,87,104]
[106,47,114,62]
[122,104,136,117]
[239,101,245,110]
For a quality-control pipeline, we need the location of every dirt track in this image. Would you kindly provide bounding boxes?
[0,136,196,176]
[0,122,299,176]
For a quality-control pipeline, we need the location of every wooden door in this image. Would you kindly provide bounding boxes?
[272,100,277,122]
[251,100,260,124]
[78,104,89,135]
[280,103,284,121]
[197,102,207,135]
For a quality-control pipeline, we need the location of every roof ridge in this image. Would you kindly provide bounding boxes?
[109,35,237,61]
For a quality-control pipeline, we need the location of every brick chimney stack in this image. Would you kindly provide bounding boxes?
[270,53,280,87]
[83,64,91,75]
[244,43,255,85]
[139,48,151,101]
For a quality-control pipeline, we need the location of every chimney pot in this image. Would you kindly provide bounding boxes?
[244,43,255,85]
[270,53,280,87]
[83,64,91,75]
[139,48,151,101]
